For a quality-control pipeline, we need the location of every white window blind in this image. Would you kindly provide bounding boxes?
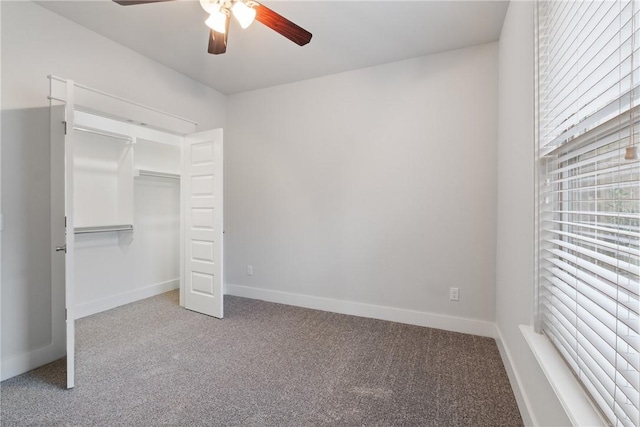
[536,1,640,426]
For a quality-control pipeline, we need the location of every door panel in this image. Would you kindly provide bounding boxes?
[182,130,223,318]
[50,105,68,382]
[64,81,76,389]
[51,80,77,389]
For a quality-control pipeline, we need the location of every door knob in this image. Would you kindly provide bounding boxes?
[55,245,67,253]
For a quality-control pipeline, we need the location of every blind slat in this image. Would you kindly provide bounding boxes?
[543,248,639,301]
[545,238,640,276]
[544,219,640,239]
[550,229,640,257]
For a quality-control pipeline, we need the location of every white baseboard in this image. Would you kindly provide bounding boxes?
[494,325,536,426]
[225,284,496,338]
[1,341,65,382]
[75,279,179,319]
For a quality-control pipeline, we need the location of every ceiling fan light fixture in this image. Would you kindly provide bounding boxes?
[199,0,220,14]
[205,8,229,33]
[232,1,256,29]
[112,0,313,54]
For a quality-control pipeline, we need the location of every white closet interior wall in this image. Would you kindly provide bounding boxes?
[73,131,133,229]
[70,108,186,319]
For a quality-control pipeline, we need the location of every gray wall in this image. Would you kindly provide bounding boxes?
[0,0,226,379]
[225,43,499,330]
[495,2,571,425]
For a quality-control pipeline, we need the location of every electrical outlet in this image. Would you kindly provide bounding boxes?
[246,265,253,276]
[449,287,459,301]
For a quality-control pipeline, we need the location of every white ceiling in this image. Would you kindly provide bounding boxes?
[36,0,509,95]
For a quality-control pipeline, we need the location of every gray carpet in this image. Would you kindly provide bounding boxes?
[1,291,523,426]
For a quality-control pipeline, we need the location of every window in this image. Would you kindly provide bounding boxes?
[536,1,640,426]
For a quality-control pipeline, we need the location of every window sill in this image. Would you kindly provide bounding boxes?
[519,325,607,427]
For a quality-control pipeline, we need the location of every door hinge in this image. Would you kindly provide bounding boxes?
[65,216,67,228]
[65,309,67,321]
[63,121,67,135]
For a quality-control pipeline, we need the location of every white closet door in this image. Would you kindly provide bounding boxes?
[182,129,224,318]
[50,104,68,387]
[57,81,77,389]
[65,84,76,389]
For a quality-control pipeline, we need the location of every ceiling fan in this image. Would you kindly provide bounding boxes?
[113,0,313,55]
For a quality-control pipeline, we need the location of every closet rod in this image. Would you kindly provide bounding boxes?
[75,224,134,234]
[48,96,65,104]
[136,170,181,180]
[74,126,133,142]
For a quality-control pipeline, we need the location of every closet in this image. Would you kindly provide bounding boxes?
[72,111,182,318]
[49,76,224,389]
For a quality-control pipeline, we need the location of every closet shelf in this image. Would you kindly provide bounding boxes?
[135,169,180,180]
[74,224,134,234]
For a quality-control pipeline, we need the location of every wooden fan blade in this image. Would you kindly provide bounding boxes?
[113,0,174,5]
[208,13,231,56]
[254,3,312,46]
